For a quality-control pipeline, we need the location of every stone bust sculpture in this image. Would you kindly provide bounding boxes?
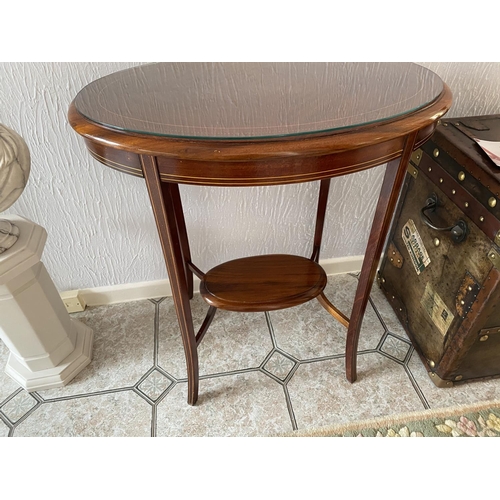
[0,124,31,253]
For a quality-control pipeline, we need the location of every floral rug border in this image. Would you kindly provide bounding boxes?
[283,399,500,437]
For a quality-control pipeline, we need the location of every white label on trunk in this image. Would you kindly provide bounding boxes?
[420,282,454,337]
[402,219,430,275]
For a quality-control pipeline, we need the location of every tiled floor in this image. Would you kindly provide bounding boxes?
[2,273,500,437]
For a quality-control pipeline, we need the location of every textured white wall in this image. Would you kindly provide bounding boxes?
[1,62,499,291]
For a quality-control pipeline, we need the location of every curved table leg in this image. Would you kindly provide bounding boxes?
[141,155,199,405]
[346,132,418,383]
[169,183,194,299]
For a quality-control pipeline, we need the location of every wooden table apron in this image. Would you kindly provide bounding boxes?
[69,84,452,405]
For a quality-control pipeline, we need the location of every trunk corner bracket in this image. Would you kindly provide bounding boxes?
[428,371,454,388]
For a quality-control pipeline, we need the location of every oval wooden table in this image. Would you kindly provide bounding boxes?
[69,62,452,405]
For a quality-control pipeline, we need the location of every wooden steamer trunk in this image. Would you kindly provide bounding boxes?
[378,115,500,387]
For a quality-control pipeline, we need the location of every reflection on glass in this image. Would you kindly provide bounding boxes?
[74,62,444,140]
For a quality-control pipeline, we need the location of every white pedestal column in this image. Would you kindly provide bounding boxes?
[0,215,93,391]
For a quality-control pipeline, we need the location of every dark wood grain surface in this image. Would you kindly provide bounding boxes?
[200,254,327,312]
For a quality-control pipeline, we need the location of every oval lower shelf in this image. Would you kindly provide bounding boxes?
[200,254,327,312]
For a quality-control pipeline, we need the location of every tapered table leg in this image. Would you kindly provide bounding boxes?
[346,132,418,383]
[169,183,194,299]
[141,155,199,405]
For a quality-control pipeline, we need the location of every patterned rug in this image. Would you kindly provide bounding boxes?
[284,400,500,437]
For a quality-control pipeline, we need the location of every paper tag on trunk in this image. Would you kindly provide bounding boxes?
[421,282,454,336]
[402,219,430,275]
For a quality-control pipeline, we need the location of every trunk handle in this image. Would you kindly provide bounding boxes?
[421,193,468,243]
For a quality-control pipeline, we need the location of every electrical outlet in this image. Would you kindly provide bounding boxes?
[60,291,86,313]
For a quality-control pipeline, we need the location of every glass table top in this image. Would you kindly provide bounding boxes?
[74,62,444,141]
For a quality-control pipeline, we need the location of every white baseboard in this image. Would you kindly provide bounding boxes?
[68,255,364,308]
[319,254,363,277]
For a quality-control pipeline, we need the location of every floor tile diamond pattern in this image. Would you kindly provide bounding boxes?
[263,352,295,380]
[380,334,411,361]
[2,273,500,437]
[138,370,173,401]
[1,391,37,423]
